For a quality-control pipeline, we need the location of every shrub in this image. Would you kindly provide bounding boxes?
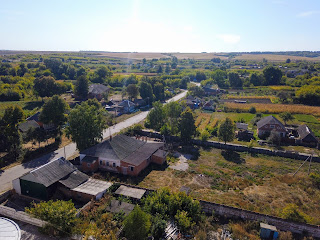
[248,106,256,114]
[200,130,210,141]
[280,204,313,223]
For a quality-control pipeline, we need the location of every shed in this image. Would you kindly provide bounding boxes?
[297,125,318,146]
[115,185,146,200]
[71,178,112,201]
[260,223,278,239]
[236,122,248,130]
[0,217,21,240]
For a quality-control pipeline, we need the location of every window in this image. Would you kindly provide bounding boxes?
[130,166,134,171]
[270,125,275,128]
[87,163,91,167]
[113,162,116,167]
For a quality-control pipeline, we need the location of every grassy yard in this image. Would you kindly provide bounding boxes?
[138,147,320,224]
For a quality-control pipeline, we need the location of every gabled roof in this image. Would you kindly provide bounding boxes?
[257,115,285,130]
[297,125,318,141]
[72,178,112,196]
[88,84,109,95]
[18,120,40,132]
[20,158,77,187]
[59,170,89,189]
[26,112,40,122]
[119,100,136,108]
[81,135,163,166]
[203,100,214,107]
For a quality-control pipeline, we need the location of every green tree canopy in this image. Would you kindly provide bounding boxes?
[0,106,24,156]
[26,200,78,236]
[179,107,196,143]
[263,66,282,85]
[218,117,235,144]
[123,205,151,240]
[40,95,69,127]
[126,84,139,100]
[66,100,106,151]
[74,75,89,99]
[228,72,243,88]
[33,76,59,99]
[154,82,165,101]
[295,85,320,106]
[139,81,154,103]
[164,101,182,135]
[249,72,264,86]
[279,112,294,125]
[145,101,165,131]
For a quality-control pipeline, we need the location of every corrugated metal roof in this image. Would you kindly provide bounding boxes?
[297,124,317,141]
[0,217,21,240]
[18,120,39,132]
[72,178,112,196]
[122,142,163,165]
[59,170,89,189]
[257,115,285,130]
[115,185,146,199]
[20,158,76,187]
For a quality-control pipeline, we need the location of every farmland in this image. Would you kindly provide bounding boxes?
[225,102,320,116]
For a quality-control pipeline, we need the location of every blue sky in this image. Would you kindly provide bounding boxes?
[1,0,320,52]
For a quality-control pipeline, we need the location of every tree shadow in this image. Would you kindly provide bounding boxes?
[221,150,245,164]
[23,101,43,111]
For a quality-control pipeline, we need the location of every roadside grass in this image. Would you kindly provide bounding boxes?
[138,147,320,224]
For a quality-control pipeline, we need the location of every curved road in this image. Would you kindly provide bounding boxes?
[0,90,188,193]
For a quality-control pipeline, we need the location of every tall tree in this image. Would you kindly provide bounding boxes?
[218,117,235,144]
[66,101,106,151]
[126,84,139,101]
[39,95,69,137]
[123,206,151,240]
[0,106,24,159]
[228,72,242,88]
[164,101,182,135]
[263,66,282,85]
[249,72,264,86]
[74,75,89,99]
[145,101,165,131]
[139,81,153,103]
[179,107,196,143]
[154,82,165,101]
[212,69,228,88]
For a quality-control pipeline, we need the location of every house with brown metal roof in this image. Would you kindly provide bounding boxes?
[257,115,286,139]
[80,135,167,176]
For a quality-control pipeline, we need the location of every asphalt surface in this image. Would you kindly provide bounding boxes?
[0,90,187,193]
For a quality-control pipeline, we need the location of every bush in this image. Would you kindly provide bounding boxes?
[200,130,210,141]
[280,204,313,223]
[26,200,77,236]
[248,106,256,114]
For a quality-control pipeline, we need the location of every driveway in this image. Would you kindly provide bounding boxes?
[0,90,187,193]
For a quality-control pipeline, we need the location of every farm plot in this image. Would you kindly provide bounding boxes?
[195,113,219,131]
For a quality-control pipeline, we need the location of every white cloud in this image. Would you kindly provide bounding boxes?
[297,11,320,17]
[217,34,241,44]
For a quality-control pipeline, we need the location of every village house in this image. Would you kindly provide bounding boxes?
[202,85,220,96]
[25,111,55,131]
[236,122,254,141]
[118,100,136,113]
[80,135,167,176]
[296,124,318,147]
[88,84,109,100]
[202,100,215,111]
[257,115,287,139]
[12,157,112,202]
[185,95,202,109]
[18,119,40,133]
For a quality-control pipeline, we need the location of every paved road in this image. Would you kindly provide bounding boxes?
[0,90,187,193]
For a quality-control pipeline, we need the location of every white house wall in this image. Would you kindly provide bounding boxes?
[12,178,21,195]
